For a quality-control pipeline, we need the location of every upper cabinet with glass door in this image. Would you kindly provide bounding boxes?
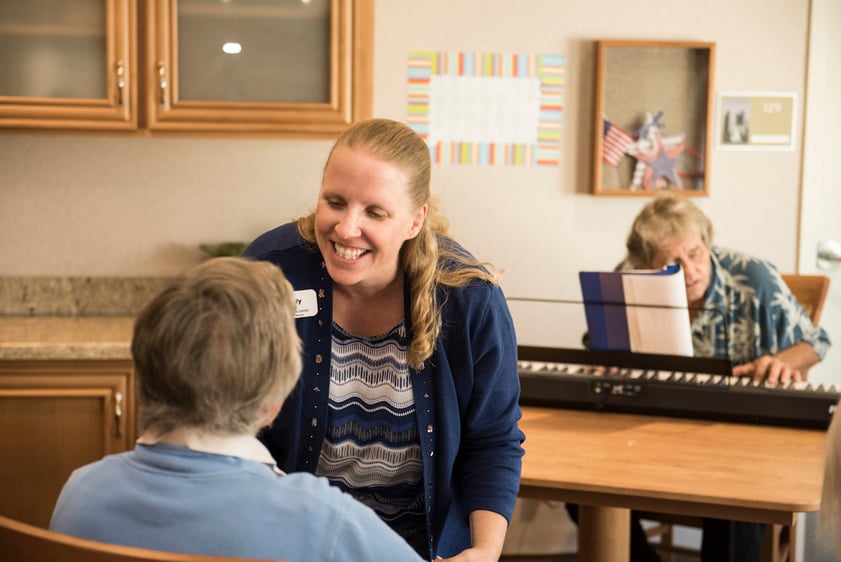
[0,0,373,136]
[0,0,137,130]
[146,0,373,135]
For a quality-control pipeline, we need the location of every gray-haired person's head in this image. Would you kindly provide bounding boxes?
[625,192,714,269]
[132,257,302,436]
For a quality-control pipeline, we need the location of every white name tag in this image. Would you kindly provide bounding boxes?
[294,289,318,318]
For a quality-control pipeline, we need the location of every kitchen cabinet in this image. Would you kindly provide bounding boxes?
[0,0,373,136]
[0,360,135,528]
[0,0,137,130]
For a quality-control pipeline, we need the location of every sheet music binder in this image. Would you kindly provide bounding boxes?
[579,263,694,356]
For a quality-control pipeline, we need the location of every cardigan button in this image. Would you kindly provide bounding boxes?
[311,417,318,427]
[313,386,320,393]
[423,393,429,399]
[315,354,323,364]
[318,319,324,326]
[426,424,433,433]
[318,289,326,298]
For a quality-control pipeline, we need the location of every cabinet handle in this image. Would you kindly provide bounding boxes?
[116,61,126,107]
[114,391,123,439]
[158,62,168,107]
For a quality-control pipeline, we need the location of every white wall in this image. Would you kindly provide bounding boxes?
[798,0,841,388]
[0,0,811,346]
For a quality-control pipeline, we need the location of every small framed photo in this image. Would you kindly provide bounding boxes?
[717,92,797,151]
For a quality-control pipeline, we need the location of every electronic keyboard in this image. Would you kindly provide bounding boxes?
[518,346,840,429]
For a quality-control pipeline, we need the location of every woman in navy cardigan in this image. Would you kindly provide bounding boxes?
[244,118,525,561]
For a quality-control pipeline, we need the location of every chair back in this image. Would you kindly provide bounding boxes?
[0,514,281,562]
[781,273,830,324]
[781,273,830,381]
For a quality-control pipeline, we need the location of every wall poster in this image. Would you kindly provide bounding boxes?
[407,51,565,166]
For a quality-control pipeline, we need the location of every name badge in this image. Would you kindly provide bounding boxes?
[294,289,318,318]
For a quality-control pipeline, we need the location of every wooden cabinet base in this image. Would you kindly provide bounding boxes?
[0,360,135,528]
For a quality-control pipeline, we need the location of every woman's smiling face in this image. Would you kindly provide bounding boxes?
[314,145,427,294]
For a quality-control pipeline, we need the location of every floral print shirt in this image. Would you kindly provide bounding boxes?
[691,247,831,365]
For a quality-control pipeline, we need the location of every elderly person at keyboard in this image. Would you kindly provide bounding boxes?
[569,192,831,562]
[621,192,829,386]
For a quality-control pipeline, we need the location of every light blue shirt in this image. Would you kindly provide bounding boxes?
[50,442,426,562]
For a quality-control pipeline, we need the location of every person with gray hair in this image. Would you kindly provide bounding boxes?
[623,192,828,384]
[50,257,425,562]
[569,191,830,562]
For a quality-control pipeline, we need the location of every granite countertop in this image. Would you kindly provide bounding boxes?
[0,317,135,360]
[0,276,171,361]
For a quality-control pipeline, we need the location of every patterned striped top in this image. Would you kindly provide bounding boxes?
[316,321,425,552]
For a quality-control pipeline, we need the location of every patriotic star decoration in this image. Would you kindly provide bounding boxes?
[632,129,684,191]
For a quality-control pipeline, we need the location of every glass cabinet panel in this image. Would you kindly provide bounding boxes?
[0,0,371,134]
[177,0,330,103]
[0,0,136,130]
[0,0,107,99]
[147,0,372,135]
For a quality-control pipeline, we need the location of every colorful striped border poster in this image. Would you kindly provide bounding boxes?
[407,51,565,166]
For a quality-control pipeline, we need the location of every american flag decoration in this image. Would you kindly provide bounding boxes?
[602,118,633,167]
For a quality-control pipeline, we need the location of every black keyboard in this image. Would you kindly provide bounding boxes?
[518,346,840,429]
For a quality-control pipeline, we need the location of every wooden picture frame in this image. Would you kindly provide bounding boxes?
[592,40,716,196]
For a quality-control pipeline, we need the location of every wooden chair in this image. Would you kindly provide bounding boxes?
[642,273,831,562]
[781,273,830,326]
[781,273,830,382]
[0,514,282,562]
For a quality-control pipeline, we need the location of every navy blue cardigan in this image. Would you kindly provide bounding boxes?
[244,223,524,560]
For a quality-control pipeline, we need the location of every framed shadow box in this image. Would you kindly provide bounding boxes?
[592,40,716,196]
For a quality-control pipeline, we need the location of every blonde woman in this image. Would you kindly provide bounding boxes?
[244,118,524,561]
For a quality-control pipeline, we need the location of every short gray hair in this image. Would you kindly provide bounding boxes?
[625,193,713,268]
[132,257,301,435]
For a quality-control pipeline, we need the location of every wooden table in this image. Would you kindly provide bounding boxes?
[517,406,828,562]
